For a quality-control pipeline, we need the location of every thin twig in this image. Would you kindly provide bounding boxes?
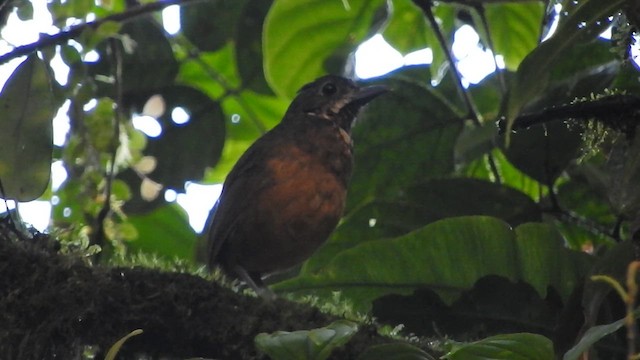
[414,0,480,124]
[0,0,205,66]
[472,3,507,95]
[91,38,124,254]
[412,0,502,184]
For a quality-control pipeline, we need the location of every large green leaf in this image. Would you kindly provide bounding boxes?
[444,333,554,360]
[382,0,429,53]
[178,44,240,101]
[347,73,462,209]
[88,18,178,96]
[234,0,273,94]
[563,311,640,360]
[357,343,436,360]
[255,320,358,360]
[180,0,248,52]
[484,2,544,71]
[500,119,582,185]
[304,178,541,273]
[275,216,593,312]
[506,0,625,130]
[372,276,563,339]
[126,203,197,261]
[0,54,54,201]
[463,149,547,202]
[263,0,386,98]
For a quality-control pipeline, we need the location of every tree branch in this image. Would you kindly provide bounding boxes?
[0,0,204,66]
[499,94,640,133]
[0,234,431,359]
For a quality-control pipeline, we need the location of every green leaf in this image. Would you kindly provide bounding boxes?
[514,223,590,300]
[454,121,498,164]
[563,310,640,360]
[255,320,358,360]
[126,204,197,261]
[444,333,554,360]
[357,343,436,360]
[178,44,240,100]
[105,329,143,360]
[181,0,248,52]
[372,276,563,339]
[275,217,592,312]
[88,18,178,96]
[264,0,386,98]
[506,0,625,130]
[304,178,541,273]
[581,241,635,335]
[484,2,544,71]
[235,0,273,94]
[16,1,33,20]
[0,54,54,201]
[78,20,122,53]
[463,149,547,202]
[347,73,462,209]
[382,0,429,53]
[500,119,582,184]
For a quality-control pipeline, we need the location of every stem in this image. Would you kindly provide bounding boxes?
[91,38,123,254]
[626,262,640,359]
[415,0,480,125]
[0,0,204,66]
[473,3,507,95]
[412,0,502,183]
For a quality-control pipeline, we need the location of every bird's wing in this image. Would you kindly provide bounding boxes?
[204,132,281,268]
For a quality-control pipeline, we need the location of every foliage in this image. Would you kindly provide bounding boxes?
[1,0,640,358]
[255,320,359,360]
[104,329,144,360]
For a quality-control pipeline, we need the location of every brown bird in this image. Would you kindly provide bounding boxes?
[204,75,387,298]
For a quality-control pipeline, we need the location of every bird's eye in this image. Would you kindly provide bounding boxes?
[321,83,337,96]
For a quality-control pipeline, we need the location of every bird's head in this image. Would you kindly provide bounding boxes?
[285,75,388,130]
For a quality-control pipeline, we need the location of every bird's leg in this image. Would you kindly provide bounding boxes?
[232,265,276,300]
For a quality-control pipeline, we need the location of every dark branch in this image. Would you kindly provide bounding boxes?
[0,235,426,359]
[500,94,640,133]
[0,0,204,66]
[544,207,620,241]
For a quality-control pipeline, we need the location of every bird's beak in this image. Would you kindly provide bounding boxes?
[349,84,389,107]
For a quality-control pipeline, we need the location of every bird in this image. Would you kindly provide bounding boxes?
[203,75,387,299]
